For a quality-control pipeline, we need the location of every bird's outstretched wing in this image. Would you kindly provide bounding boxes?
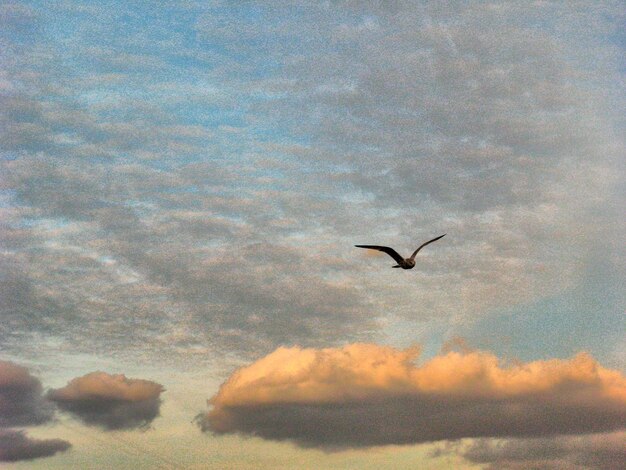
[409,234,446,260]
[355,245,404,264]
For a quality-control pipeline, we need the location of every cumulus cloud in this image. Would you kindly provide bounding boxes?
[48,372,164,430]
[0,430,70,462]
[437,432,626,470]
[0,360,53,427]
[198,344,626,448]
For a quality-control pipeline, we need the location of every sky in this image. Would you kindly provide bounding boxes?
[0,1,624,469]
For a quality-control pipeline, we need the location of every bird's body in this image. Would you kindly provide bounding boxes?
[355,234,446,269]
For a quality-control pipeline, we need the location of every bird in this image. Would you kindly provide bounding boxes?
[355,234,446,269]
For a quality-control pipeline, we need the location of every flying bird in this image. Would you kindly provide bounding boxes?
[355,234,446,269]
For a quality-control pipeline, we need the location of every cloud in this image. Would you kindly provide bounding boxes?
[0,363,71,461]
[1,0,622,365]
[0,430,70,462]
[440,432,626,470]
[198,344,626,448]
[47,372,164,430]
[0,360,54,427]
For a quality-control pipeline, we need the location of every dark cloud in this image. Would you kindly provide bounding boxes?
[47,372,164,430]
[198,344,626,449]
[0,430,71,463]
[439,432,626,470]
[0,360,53,427]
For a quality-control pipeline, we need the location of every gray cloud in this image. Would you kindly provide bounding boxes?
[1,0,622,364]
[0,430,71,463]
[2,150,378,358]
[47,372,164,430]
[438,432,626,470]
[198,344,626,449]
[0,360,53,427]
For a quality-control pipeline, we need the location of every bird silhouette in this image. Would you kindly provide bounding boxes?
[355,234,446,269]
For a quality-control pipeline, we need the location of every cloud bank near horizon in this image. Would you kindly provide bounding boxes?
[198,343,626,448]
[433,432,626,470]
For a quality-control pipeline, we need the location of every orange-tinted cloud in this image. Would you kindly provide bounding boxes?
[198,344,626,448]
[48,372,164,430]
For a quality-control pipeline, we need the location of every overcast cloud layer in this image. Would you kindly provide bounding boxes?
[199,343,626,448]
[1,1,623,365]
